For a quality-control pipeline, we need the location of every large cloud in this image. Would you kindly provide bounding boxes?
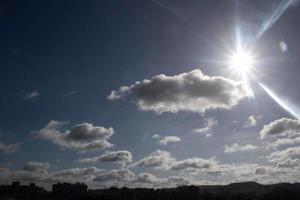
[108,70,249,114]
[78,150,133,166]
[35,121,114,152]
[260,118,300,139]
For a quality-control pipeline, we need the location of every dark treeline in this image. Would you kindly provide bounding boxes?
[1,181,300,200]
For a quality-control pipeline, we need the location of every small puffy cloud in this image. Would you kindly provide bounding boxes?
[21,90,40,100]
[23,162,50,174]
[78,150,133,166]
[224,143,258,153]
[170,157,218,171]
[152,134,160,139]
[132,150,175,170]
[193,118,218,134]
[108,70,249,114]
[93,169,135,183]
[159,136,181,145]
[0,142,20,154]
[132,173,160,184]
[244,115,257,128]
[35,121,114,152]
[152,135,181,145]
[260,118,300,139]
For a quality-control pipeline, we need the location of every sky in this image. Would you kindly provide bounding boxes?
[1,0,300,189]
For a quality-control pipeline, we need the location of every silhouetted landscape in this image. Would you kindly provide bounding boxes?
[1,181,300,200]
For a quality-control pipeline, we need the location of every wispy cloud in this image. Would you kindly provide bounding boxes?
[21,90,40,100]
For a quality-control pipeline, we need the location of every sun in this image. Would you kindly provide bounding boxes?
[229,50,254,74]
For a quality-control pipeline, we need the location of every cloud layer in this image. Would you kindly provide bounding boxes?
[108,70,249,114]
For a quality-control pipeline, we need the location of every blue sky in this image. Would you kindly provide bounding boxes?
[0,0,300,189]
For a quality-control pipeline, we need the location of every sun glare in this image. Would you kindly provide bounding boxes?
[229,50,254,74]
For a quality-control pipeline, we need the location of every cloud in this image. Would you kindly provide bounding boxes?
[77,150,133,166]
[260,118,300,139]
[133,150,218,172]
[260,118,300,169]
[108,70,249,114]
[268,146,300,164]
[132,150,175,170]
[159,136,181,145]
[152,135,181,145]
[93,169,135,183]
[21,90,40,100]
[35,121,114,152]
[244,115,257,128]
[224,143,258,153]
[23,162,50,174]
[0,142,20,154]
[193,118,218,135]
[170,157,218,171]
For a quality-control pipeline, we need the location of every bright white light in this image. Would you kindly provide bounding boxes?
[229,50,254,74]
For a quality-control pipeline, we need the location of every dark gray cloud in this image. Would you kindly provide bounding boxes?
[0,142,20,154]
[35,121,114,152]
[108,70,249,114]
[78,150,133,166]
[170,157,218,170]
[93,169,135,183]
[23,162,50,174]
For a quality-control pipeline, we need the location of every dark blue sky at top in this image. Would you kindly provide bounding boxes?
[0,0,300,175]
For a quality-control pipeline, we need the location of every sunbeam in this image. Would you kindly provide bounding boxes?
[259,82,300,119]
[256,0,297,39]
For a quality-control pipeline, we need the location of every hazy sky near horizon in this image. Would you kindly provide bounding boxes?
[1,0,300,189]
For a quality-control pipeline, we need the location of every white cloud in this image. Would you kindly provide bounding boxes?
[224,143,258,153]
[0,142,20,154]
[132,150,175,170]
[77,150,133,166]
[152,135,181,145]
[22,90,40,100]
[193,118,218,134]
[244,115,257,128]
[159,136,181,145]
[260,118,300,139]
[108,70,249,114]
[260,118,300,169]
[35,121,114,152]
[133,150,218,172]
